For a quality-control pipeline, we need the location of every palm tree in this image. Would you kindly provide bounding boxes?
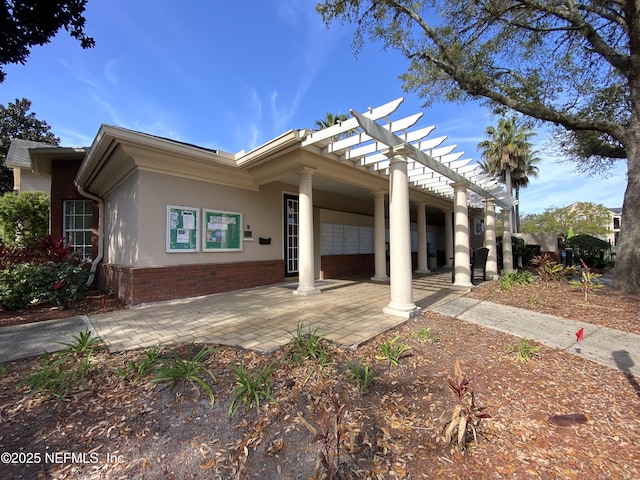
[313,112,355,141]
[512,154,540,232]
[314,112,349,130]
[478,117,538,233]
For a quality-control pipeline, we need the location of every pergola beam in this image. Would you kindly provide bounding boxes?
[349,107,516,208]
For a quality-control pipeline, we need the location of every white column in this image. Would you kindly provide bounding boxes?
[295,168,320,296]
[444,209,453,268]
[502,207,513,272]
[383,147,419,318]
[371,190,389,282]
[416,201,430,273]
[452,182,472,288]
[483,198,498,280]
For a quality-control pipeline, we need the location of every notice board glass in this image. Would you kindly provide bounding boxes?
[203,209,243,252]
[166,205,199,252]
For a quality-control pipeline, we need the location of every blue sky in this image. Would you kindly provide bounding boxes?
[1,0,627,214]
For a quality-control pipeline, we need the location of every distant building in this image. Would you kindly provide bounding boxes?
[607,207,622,249]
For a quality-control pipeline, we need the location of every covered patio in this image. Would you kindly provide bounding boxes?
[252,97,517,318]
[89,272,465,353]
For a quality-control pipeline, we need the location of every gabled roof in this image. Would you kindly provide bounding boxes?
[6,139,57,169]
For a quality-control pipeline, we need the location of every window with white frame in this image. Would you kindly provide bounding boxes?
[63,200,93,259]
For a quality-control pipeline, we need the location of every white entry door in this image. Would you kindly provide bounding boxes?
[284,194,299,276]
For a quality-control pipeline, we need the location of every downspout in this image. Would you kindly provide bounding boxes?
[76,184,104,287]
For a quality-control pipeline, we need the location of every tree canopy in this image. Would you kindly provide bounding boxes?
[316,0,640,293]
[0,98,59,195]
[0,190,49,248]
[1,0,94,82]
[521,202,612,239]
[478,117,540,232]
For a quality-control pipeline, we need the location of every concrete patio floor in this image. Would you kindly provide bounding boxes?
[89,271,466,353]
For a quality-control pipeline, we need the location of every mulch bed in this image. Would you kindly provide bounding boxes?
[0,280,639,479]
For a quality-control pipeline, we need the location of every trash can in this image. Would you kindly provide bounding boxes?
[562,248,573,267]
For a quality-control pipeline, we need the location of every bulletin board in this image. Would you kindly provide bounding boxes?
[203,209,243,252]
[166,205,200,252]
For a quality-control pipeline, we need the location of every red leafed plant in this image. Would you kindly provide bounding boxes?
[442,358,491,451]
[300,387,351,479]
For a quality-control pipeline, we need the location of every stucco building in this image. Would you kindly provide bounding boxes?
[8,98,517,318]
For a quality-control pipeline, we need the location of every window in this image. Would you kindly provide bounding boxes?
[613,217,621,230]
[63,200,93,259]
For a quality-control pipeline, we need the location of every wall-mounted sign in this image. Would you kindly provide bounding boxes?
[203,209,243,252]
[166,205,199,252]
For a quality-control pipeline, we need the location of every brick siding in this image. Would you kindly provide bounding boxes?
[320,254,375,279]
[50,158,99,256]
[97,260,285,305]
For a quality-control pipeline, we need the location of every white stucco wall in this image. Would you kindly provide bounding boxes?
[514,232,559,252]
[128,171,286,266]
[104,172,139,265]
[14,169,51,194]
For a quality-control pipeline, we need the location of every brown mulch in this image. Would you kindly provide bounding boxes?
[0,280,639,479]
[467,278,640,336]
[0,290,127,328]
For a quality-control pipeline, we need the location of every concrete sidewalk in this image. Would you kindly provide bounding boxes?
[1,272,638,381]
[430,297,640,377]
[0,315,97,362]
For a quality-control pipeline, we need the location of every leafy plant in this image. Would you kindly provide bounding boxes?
[409,327,438,343]
[377,335,411,366]
[530,254,565,282]
[569,259,603,302]
[0,191,50,248]
[442,358,491,451]
[0,255,90,310]
[345,360,378,393]
[565,234,611,268]
[288,322,332,368]
[21,335,103,399]
[152,346,216,404]
[528,294,542,307]
[121,346,162,382]
[61,329,103,355]
[506,338,540,362]
[21,352,74,399]
[228,362,277,416]
[301,390,350,479]
[499,270,536,290]
[49,259,91,307]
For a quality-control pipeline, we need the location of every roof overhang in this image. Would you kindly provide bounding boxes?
[30,147,88,177]
[77,125,253,196]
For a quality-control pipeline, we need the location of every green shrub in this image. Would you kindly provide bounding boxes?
[565,234,610,268]
[0,191,49,248]
[0,256,90,310]
[499,270,536,290]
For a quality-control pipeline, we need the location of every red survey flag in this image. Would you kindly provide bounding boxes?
[576,328,584,342]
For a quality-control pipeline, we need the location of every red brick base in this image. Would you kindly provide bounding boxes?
[97,260,285,305]
[320,254,375,279]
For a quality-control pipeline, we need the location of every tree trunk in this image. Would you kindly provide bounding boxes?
[613,129,640,294]
[505,169,514,234]
[515,185,521,233]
